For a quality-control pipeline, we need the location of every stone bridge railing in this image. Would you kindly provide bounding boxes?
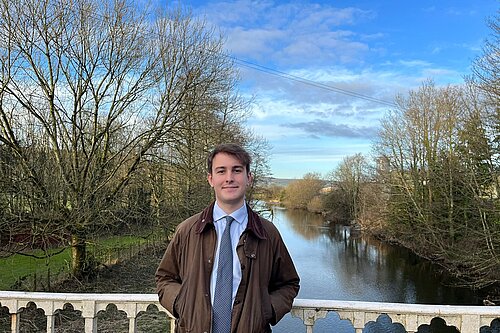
[0,291,499,333]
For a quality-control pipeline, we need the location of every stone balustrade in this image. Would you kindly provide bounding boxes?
[0,291,499,333]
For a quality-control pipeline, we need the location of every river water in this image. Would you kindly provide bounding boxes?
[270,207,479,332]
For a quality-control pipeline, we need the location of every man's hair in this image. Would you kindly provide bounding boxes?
[207,143,252,174]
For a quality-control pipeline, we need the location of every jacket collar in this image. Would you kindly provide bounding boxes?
[195,201,267,240]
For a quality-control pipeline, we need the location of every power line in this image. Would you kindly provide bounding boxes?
[227,55,397,107]
[167,36,396,107]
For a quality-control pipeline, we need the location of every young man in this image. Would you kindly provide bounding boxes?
[156,143,300,333]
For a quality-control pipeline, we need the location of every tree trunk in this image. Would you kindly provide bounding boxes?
[71,233,87,279]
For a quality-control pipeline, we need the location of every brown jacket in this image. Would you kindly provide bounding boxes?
[155,202,300,333]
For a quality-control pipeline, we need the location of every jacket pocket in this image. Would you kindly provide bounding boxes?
[174,283,191,330]
[175,318,193,333]
[261,291,273,324]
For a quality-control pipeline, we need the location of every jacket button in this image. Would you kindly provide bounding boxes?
[208,259,212,263]
[205,293,209,297]
[251,253,255,258]
[234,299,240,304]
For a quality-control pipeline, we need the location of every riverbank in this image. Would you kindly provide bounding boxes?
[381,233,500,305]
[267,202,499,305]
[320,209,500,306]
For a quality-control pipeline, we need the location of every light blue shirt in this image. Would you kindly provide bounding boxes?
[210,202,248,306]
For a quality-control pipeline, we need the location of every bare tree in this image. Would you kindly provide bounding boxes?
[468,13,500,198]
[284,172,324,210]
[331,153,370,222]
[0,0,247,278]
[470,13,499,105]
[373,80,500,288]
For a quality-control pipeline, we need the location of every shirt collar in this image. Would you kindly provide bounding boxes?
[213,201,247,225]
[195,201,267,239]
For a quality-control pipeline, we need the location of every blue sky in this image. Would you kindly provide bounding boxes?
[176,0,497,179]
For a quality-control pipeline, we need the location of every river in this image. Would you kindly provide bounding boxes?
[270,206,479,332]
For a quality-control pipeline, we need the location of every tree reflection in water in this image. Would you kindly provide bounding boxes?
[272,206,479,306]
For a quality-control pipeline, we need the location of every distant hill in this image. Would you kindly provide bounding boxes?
[262,177,300,187]
[261,177,331,189]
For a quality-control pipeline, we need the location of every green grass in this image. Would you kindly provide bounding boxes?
[0,235,153,290]
[0,248,72,290]
[89,235,149,250]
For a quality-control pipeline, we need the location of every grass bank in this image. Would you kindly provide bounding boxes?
[0,234,158,290]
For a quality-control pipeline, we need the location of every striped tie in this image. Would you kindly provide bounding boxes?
[212,216,234,333]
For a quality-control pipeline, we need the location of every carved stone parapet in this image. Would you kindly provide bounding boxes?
[0,292,499,333]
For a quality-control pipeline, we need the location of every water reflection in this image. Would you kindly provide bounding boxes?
[272,207,480,332]
[283,208,327,240]
[273,207,478,305]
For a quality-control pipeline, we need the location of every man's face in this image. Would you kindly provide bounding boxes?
[207,152,252,211]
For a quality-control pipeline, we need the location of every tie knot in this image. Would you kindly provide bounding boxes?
[226,216,234,225]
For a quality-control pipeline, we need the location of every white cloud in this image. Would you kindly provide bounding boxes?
[249,98,305,119]
[181,0,490,178]
[196,0,376,67]
[226,27,286,56]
